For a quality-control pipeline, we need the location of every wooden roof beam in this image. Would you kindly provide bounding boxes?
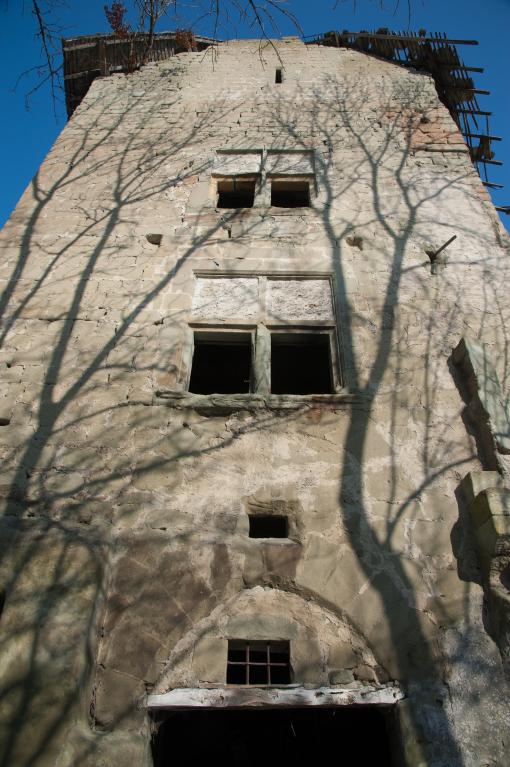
[438,64,484,73]
[475,158,503,166]
[448,87,490,96]
[463,133,502,142]
[329,31,479,45]
[456,108,492,116]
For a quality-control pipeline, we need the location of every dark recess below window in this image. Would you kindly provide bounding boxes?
[189,336,251,394]
[152,708,395,767]
[271,334,333,394]
[249,515,288,538]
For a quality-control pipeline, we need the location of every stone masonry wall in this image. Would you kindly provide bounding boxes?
[0,37,509,766]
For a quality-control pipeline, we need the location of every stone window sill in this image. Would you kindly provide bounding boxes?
[215,206,317,218]
[246,536,299,545]
[153,390,370,414]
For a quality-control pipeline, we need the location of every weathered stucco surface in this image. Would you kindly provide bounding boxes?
[0,37,509,766]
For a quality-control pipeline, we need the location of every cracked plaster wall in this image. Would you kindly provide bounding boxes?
[0,37,509,766]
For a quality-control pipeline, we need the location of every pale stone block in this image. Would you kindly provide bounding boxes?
[192,276,260,319]
[267,278,333,322]
[191,637,228,684]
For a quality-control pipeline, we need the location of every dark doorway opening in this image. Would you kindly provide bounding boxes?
[189,333,252,394]
[249,515,288,539]
[270,179,310,207]
[152,707,395,766]
[217,177,257,208]
[275,68,283,84]
[271,333,333,394]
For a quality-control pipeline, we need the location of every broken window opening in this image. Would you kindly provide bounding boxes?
[151,707,396,767]
[271,333,333,395]
[249,515,288,539]
[275,68,283,84]
[189,332,252,394]
[216,177,257,209]
[270,178,310,208]
[227,640,291,685]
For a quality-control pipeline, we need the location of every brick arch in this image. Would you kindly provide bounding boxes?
[153,586,390,694]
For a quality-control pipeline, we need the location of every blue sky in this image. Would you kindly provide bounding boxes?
[1,0,509,229]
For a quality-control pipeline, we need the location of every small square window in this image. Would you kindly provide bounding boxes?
[249,515,288,538]
[271,333,333,394]
[189,332,252,394]
[270,178,310,208]
[226,640,291,685]
[216,177,257,208]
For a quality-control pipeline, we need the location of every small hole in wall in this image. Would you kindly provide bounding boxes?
[275,68,283,84]
[346,235,363,250]
[249,515,288,538]
[146,233,163,246]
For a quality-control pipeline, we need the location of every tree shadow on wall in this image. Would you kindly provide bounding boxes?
[271,73,510,765]
[0,56,509,767]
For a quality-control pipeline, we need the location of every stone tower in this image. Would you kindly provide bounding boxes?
[0,32,509,767]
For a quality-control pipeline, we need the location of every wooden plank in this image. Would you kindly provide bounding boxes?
[483,182,504,189]
[448,87,490,95]
[438,64,484,73]
[64,69,101,81]
[457,108,492,116]
[398,62,484,74]
[463,133,502,141]
[146,684,405,710]
[475,158,503,166]
[332,31,478,45]
[63,41,99,52]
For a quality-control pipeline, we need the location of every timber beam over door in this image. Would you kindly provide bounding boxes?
[146,684,405,710]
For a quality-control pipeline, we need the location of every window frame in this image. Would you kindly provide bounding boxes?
[186,327,256,393]
[268,175,314,208]
[268,326,341,394]
[226,639,292,686]
[187,324,341,396]
[211,148,317,210]
[187,329,255,394]
[186,273,344,397]
[214,174,260,209]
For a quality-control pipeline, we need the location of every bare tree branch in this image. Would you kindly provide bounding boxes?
[14,0,419,111]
